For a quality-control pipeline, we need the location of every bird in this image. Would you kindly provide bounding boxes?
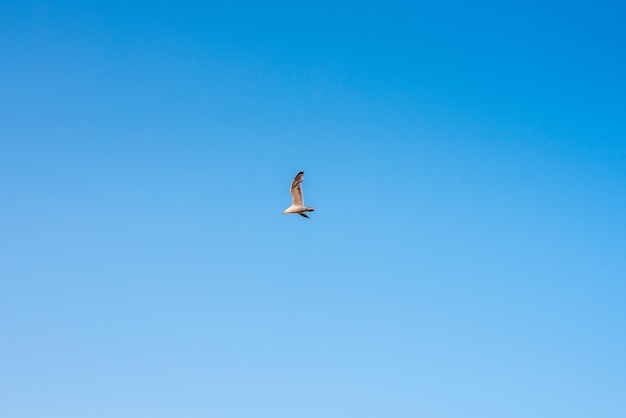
[282,171,315,218]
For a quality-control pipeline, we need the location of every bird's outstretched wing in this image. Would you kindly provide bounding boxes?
[290,171,304,206]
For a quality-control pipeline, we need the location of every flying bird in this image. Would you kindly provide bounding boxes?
[282,171,315,218]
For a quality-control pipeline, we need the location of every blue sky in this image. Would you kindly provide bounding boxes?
[1,1,625,417]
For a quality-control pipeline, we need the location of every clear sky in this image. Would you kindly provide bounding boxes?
[1,1,625,417]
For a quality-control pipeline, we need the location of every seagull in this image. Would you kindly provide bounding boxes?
[282,171,315,218]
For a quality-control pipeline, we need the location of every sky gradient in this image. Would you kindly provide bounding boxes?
[1,1,625,417]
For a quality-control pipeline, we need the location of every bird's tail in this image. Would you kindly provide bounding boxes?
[305,207,315,212]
